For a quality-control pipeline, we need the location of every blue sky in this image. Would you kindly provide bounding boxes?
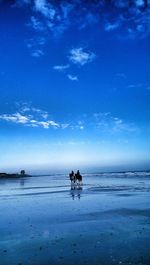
[0,0,150,173]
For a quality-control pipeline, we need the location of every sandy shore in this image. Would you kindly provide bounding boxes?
[0,173,150,265]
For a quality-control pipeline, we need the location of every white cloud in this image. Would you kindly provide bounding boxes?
[93,112,110,120]
[105,21,120,31]
[41,113,48,119]
[20,106,31,112]
[92,112,138,134]
[79,12,99,30]
[0,103,60,130]
[31,49,44,57]
[25,37,46,58]
[137,24,145,32]
[37,37,46,45]
[53,64,70,71]
[48,120,59,127]
[0,112,60,129]
[34,0,55,19]
[69,47,95,66]
[14,0,150,41]
[71,120,85,130]
[37,121,50,129]
[26,37,46,48]
[0,103,138,134]
[79,125,84,130]
[18,103,49,119]
[31,107,43,113]
[136,0,145,7]
[67,74,78,81]
[128,84,137,88]
[34,120,60,129]
[29,16,45,31]
[127,83,143,89]
[61,123,70,129]
[61,3,73,19]
[0,113,29,124]
[116,73,127,79]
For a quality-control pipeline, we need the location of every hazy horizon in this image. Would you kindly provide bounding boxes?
[1,161,150,176]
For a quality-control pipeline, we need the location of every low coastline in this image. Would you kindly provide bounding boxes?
[0,172,30,178]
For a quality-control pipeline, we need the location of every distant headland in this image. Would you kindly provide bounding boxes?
[0,170,30,178]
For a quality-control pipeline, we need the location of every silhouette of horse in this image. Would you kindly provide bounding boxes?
[75,170,82,183]
[69,171,75,182]
[69,170,83,187]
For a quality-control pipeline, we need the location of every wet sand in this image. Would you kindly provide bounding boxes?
[0,172,150,265]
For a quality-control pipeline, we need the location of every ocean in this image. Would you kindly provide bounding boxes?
[0,171,150,265]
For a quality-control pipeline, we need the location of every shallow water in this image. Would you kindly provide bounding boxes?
[0,171,150,265]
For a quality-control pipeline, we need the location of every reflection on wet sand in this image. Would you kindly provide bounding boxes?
[20,178,25,186]
[70,183,83,200]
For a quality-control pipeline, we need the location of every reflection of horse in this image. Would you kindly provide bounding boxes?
[70,185,82,200]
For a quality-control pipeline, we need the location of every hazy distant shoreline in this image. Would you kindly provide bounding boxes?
[1,169,150,179]
[0,173,30,178]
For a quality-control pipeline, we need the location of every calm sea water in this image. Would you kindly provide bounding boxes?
[0,171,150,265]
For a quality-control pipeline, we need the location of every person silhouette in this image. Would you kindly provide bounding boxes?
[75,170,82,183]
[69,171,75,182]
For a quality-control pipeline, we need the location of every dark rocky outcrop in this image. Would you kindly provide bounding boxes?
[0,172,30,178]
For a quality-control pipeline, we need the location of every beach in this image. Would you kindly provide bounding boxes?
[0,171,150,265]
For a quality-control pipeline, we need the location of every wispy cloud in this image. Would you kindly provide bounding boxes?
[31,0,69,37]
[34,0,56,19]
[93,112,137,134]
[11,0,150,41]
[67,74,78,81]
[17,102,49,119]
[0,112,59,129]
[0,103,139,134]
[53,48,95,80]
[31,49,44,57]
[54,47,96,80]
[29,16,45,31]
[0,113,30,124]
[116,73,127,79]
[79,12,99,30]
[0,103,73,130]
[69,47,95,66]
[127,83,150,89]
[26,37,46,48]
[61,123,70,129]
[28,120,59,129]
[104,21,120,32]
[77,120,84,130]
[25,37,46,57]
[53,64,70,72]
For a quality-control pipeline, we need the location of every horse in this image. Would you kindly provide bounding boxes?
[75,171,82,184]
[69,170,83,188]
[69,171,75,182]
